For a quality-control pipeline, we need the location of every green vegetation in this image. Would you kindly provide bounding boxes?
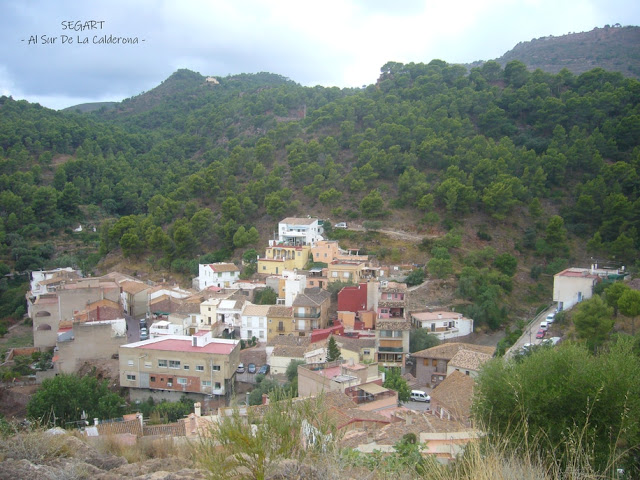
[326,336,341,362]
[0,58,639,333]
[26,374,126,427]
[473,336,640,475]
[197,393,338,480]
[382,367,410,402]
[409,328,441,353]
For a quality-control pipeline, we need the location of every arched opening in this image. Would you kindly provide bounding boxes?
[37,323,52,331]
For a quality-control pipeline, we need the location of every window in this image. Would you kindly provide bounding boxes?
[150,376,156,382]
[177,378,187,385]
[144,361,152,368]
[126,374,136,381]
[247,330,252,338]
[343,272,349,278]
[128,360,134,366]
[259,331,264,339]
[214,382,221,389]
[158,359,167,368]
[212,365,221,372]
[465,371,470,375]
[169,360,181,369]
[183,365,189,370]
[363,349,370,355]
[196,365,204,372]
[202,380,211,387]
[332,272,338,278]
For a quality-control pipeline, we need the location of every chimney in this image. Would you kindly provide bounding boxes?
[194,402,202,417]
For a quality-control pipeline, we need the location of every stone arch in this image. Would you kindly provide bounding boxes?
[36,323,52,331]
[35,310,51,317]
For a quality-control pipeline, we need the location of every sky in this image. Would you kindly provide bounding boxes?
[1,0,639,110]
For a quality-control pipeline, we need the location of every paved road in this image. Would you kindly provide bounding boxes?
[505,306,555,358]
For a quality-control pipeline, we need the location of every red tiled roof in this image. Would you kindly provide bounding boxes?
[138,338,236,355]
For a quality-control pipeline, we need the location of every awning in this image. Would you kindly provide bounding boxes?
[358,383,388,395]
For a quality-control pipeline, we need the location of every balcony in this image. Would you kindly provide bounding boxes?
[294,311,321,319]
[378,346,404,353]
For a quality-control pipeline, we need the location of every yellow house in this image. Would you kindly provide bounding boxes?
[266,305,294,342]
[258,245,310,275]
[326,260,366,284]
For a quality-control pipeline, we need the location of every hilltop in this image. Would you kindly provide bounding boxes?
[467,25,640,78]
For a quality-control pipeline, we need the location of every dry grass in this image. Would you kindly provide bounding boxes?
[90,434,193,463]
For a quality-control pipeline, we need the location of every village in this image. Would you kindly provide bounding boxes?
[13,216,628,463]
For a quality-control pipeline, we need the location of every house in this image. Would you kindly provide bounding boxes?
[297,360,382,397]
[279,270,307,306]
[292,288,331,335]
[304,267,328,290]
[240,303,271,341]
[120,281,151,319]
[72,299,122,323]
[274,217,324,247]
[553,266,606,311]
[446,349,493,378]
[267,335,311,374]
[376,282,407,321]
[55,318,127,374]
[375,320,411,368]
[195,263,240,291]
[30,277,121,348]
[270,343,307,375]
[257,244,310,275]
[335,335,376,364]
[27,268,81,310]
[345,409,479,464]
[429,370,476,425]
[119,333,240,402]
[266,305,294,341]
[149,320,185,338]
[326,260,367,284]
[311,240,370,264]
[411,343,495,388]
[410,311,474,340]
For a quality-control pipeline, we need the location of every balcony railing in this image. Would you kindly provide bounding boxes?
[294,311,321,319]
[378,346,404,353]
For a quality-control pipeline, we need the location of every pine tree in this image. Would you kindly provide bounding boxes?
[327,336,341,362]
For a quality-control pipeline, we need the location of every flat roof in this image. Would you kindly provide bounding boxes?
[137,338,236,355]
[359,383,388,395]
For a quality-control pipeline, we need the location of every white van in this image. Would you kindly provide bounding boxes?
[410,390,431,402]
[539,321,548,331]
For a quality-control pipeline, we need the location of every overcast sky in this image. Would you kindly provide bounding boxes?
[1,0,638,110]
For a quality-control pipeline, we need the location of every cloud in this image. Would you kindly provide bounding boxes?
[0,0,638,109]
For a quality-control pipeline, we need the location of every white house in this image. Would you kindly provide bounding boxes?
[196,263,240,291]
[149,320,184,338]
[553,267,602,311]
[410,311,474,340]
[240,303,270,341]
[271,217,324,247]
[282,270,307,306]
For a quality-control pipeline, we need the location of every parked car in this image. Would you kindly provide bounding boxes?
[334,222,347,229]
[536,329,546,339]
[539,321,548,331]
[546,313,555,324]
[248,363,256,374]
[140,327,149,340]
[236,363,245,374]
[258,364,270,375]
[410,390,431,402]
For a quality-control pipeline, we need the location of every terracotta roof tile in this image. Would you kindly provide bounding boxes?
[411,342,495,360]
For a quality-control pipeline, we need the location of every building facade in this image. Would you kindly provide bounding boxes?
[119,333,240,402]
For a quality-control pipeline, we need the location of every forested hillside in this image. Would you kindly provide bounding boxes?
[0,59,639,333]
